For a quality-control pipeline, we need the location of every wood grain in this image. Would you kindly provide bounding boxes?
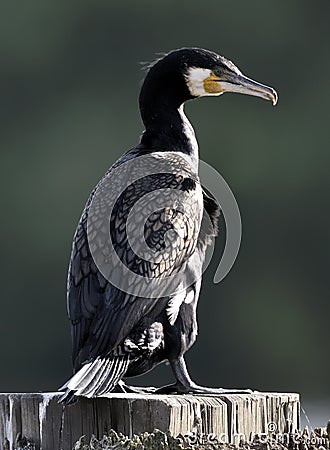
[0,392,300,450]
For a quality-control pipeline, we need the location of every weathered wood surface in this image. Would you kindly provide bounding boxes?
[0,392,299,450]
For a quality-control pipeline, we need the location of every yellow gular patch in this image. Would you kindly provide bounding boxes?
[203,72,223,94]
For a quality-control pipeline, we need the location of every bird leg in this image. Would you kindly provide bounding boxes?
[156,356,253,395]
[113,357,253,396]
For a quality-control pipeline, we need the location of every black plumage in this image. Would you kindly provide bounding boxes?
[59,48,277,403]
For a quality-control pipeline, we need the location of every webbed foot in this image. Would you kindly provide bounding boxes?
[113,380,157,394]
[155,382,253,395]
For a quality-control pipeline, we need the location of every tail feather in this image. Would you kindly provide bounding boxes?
[58,355,130,404]
[75,358,111,397]
[94,358,126,396]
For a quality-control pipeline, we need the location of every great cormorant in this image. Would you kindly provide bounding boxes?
[59,48,277,403]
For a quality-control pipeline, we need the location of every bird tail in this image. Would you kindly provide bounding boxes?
[58,355,130,404]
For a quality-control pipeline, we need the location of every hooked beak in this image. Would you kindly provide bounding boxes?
[220,72,278,106]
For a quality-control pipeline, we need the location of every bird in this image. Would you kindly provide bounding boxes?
[59,47,277,403]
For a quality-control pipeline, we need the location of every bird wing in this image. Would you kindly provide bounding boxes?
[67,152,204,370]
[198,187,220,249]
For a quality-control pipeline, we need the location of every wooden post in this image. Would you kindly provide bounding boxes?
[0,392,299,450]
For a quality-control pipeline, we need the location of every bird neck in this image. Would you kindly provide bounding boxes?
[140,104,199,168]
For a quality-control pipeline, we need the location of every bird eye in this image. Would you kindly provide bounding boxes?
[213,68,221,77]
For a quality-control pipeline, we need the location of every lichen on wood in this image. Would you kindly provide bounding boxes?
[72,429,191,450]
[72,423,330,450]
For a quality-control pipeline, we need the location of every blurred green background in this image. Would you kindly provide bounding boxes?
[1,0,329,424]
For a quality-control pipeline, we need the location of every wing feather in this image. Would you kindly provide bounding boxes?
[68,152,204,370]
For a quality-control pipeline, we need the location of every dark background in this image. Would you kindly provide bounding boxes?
[1,0,329,425]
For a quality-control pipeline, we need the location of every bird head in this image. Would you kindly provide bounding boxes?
[140,48,278,110]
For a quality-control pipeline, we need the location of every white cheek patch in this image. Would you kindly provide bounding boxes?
[185,67,213,97]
